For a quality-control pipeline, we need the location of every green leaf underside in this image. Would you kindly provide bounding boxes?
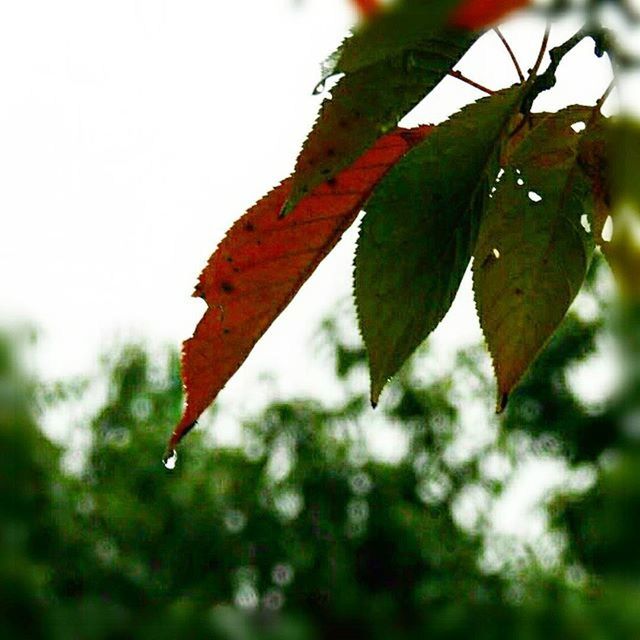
[286,30,476,213]
[326,0,466,77]
[473,106,596,409]
[356,86,525,405]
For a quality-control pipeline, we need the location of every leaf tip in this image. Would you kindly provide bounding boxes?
[496,392,509,414]
[167,417,198,452]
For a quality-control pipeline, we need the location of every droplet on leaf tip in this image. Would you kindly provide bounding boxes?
[163,449,178,470]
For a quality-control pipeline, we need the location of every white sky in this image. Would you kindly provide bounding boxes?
[0,0,630,413]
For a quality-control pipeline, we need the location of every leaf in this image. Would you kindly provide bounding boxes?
[355,86,525,406]
[336,0,529,77]
[284,29,475,213]
[450,0,530,30]
[350,0,381,18]
[581,117,640,297]
[169,126,432,449]
[473,106,596,410]
[334,1,469,76]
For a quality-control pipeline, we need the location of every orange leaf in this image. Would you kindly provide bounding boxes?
[450,0,530,30]
[169,126,432,450]
[351,0,381,18]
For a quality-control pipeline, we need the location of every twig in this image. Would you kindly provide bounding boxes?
[448,70,495,96]
[522,24,594,114]
[494,28,525,82]
[531,24,551,78]
[596,80,615,111]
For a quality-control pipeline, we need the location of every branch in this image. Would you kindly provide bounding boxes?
[523,25,596,113]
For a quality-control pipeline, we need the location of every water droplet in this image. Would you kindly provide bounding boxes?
[528,191,542,203]
[517,178,524,186]
[580,214,591,233]
[492,247,501,259]
[163,449,178,470]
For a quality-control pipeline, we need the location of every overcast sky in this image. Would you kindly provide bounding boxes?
[0,0,630,415]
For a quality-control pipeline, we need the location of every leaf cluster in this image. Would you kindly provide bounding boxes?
[171,0,639,451]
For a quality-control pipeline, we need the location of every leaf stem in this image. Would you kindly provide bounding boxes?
[596,80,615,111]
[448,70,495,96]
[531,24,551,79]
[494,28,525,83]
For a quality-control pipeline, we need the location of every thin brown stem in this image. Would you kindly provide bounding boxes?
[596,80,615,111]
[448,70,495,96]
[494,28,525,83]
[530,24,551,78]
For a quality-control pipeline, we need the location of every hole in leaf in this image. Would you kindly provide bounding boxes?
[571,121,586,133]
[528,191,542,203]
[602,215,614,243]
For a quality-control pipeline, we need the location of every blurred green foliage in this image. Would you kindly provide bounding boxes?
[3,263,640,638]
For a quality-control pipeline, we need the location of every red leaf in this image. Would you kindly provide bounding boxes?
[451,0,530,30]
[169,126,432,450]
[351,0,381,18]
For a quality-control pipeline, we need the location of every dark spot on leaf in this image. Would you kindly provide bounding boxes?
[221,281,235,293]
[223,328,231,335]
[327,148,336,158]
[327,177,337,187]
[225,256,233,263]
[515,288,524,296]
[244,222,255,232]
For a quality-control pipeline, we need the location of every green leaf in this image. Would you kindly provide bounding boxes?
[284,30,476,214]
[473,106,596,410]
[584,117,640,297]
[326,0,464,77]
[355,86,525,405]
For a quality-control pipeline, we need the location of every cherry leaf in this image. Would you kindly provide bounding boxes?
[355,86,525,406]
[473,106,597,410]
